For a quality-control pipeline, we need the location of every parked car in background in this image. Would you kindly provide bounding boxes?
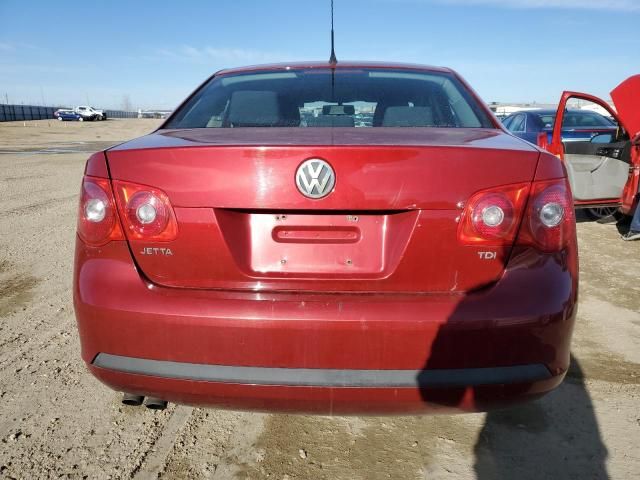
[502,109,617,145]
[54,109,84,121]
[75,62,578,414]
[540,76,640,221]
[74,106,106,121]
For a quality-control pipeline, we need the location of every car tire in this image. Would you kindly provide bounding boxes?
[584,207,620,221]
[57,117,63,121]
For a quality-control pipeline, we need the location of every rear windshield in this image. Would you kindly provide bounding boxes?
[165,68,494,129]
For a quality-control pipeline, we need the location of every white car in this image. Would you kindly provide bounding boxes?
[74,106,106,121]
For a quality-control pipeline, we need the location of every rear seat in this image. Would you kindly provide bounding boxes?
[382,106,434,127]
[227,90,300,127]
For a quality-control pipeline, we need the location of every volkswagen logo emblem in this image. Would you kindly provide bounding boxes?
[295,159,335,199]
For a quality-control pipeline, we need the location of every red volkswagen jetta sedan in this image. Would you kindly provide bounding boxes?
[74,62,578,414]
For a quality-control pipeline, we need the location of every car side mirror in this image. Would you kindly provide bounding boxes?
[591,133,613,144]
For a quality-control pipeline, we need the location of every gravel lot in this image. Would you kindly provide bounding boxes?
[0,119,639,479]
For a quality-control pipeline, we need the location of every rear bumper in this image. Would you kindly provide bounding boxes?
[89,361,563,414]
[74,240,577,414]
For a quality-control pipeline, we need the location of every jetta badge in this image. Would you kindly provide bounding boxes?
[295,159,335,199]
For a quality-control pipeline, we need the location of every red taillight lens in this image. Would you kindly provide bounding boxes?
[458,183,530,245]
[112,180,178,241]
[77,176,124,246]
[536,132,549,150]
[517,178,575,252]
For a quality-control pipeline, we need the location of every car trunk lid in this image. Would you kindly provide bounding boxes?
[106,128,539,293]
[611,74,640,140]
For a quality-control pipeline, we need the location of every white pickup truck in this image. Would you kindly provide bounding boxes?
[74,106,107,121]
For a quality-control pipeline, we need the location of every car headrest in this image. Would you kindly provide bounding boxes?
[382,106,434,127]
[279,100,301,127]
[228,90,281,127]
[307,115,355,127]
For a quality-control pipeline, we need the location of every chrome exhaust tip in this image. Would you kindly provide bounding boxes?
[122,393,144,406]
[144,397,168,410]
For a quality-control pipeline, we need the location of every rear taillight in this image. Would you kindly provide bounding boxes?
[517,178,575,252]
[458,182,530,246]
[77,176,124,246]
[112,180,178,241]
[458,179,575,252]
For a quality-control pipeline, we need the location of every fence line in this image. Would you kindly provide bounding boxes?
[0,104,138,122]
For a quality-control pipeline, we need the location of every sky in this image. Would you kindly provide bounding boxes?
[1,0,639,110]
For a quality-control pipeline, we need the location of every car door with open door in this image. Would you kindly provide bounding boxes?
[546,76,640,217]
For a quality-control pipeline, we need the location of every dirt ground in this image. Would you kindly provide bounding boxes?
[0,119,638,480]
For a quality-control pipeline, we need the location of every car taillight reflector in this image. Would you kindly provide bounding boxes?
[112,180,178,241]
[517,178,575,252]
[458,183,530,246]
[77,176,124,246]
[536,132,549,150]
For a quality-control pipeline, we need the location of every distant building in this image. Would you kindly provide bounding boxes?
[139,110,173,119]
[488,102,556,118]
[578,102,615,117]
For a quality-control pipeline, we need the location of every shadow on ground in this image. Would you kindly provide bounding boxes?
[473,355,608,480]
[614,215,632,235]
[416,243,608,479]
[574,208,633,236]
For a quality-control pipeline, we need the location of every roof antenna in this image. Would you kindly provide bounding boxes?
[329,0,338,64]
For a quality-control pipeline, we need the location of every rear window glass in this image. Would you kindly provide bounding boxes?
[563,112,613,127]
[507,114,525,132]
[165,69,494,129]
[535,112,613,128]
[536,114,556,127]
